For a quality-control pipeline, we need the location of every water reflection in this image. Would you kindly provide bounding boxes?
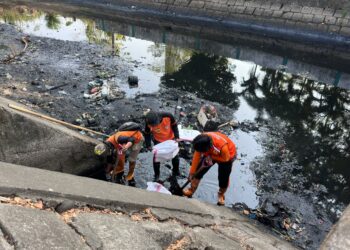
[45,13,60,30]
[240,69,350,203]
[162,52,239,109]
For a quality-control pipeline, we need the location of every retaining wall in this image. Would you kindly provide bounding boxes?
[0,97,101,175]
[110,0,350,37]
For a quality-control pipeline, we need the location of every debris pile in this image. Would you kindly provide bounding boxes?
[83,79,124,102]
[233,201,304,242]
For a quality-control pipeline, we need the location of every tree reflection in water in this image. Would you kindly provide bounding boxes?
[241,68,350,204]
[162,52,239,109]
[45,13,60,30]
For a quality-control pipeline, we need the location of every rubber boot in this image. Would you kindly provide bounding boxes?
[217,187,227,206]
[112,157,125,185]
[172,156,180,177]
[183,178,200,198]
[126,162,136,181]
[128,178,136,187]
[115,172,125,185]
[153,162,160,182]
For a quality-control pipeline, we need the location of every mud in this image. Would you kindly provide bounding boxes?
[0,16,349,250]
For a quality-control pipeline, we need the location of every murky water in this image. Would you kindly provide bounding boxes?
[1,6,349,215]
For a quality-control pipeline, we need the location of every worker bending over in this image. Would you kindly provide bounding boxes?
[95,126,144,186]
[183,132,236,206]
[145,111,180,181]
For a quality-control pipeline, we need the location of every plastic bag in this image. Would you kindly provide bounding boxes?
[153,140,179,162]
[178,125,200,141]
[146,182,172,195]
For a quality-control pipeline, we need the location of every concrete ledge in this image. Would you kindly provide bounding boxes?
[321,205,350,249]
[0,161,243,219]
[0,161,297,249]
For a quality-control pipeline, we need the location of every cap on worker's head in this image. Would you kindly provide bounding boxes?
[193,134,212,152]
[145,111,160,126]
[94,143,108,156]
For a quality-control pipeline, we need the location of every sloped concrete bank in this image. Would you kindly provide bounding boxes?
[0,161,297,249]
[0,96,101,175]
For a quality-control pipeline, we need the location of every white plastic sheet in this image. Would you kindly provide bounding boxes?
[146,182,172,195]
[152,140,179,162]
[178,125,200,141]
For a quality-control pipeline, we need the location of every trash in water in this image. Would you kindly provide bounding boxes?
[197,104,218,128]
[178,125,200,141]
[128,75,138,87]
[84,79,124,101]
[146,182,172,195]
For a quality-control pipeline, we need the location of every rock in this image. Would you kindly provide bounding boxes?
[262,200,279,217]
[150,208,214,227]
[58,90,68,95]
[55,200,76,213]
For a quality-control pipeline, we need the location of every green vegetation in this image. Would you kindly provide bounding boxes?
[0,6,42,24]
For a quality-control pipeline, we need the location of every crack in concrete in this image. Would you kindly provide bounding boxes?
[0,220,16,248]
[210,225,254,250]
[66,222,94,250]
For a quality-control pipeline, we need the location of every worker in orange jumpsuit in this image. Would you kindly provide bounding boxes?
[94,130,144,186]
[183,132,237,206]
[145,111,180,181]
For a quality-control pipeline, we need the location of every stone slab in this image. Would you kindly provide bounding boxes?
[140,221,185,248]
[0,204,88,250]
[71,213,160,250]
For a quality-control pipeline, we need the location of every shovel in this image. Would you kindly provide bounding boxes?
[169,157,211,196]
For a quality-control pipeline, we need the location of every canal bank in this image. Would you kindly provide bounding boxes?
[0,2,349,249]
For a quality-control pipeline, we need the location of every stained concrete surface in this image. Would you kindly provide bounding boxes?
[0,204,88,250]
[0,161,297,250]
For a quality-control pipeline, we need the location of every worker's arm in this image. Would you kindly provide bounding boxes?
[160,112,179,139]
[189,151,202,175]
[211,144,230,162]
[116,136,135,145]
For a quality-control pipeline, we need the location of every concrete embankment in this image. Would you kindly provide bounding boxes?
[6,0,349,50]
[0,96,101,175]
[0,161,297,249]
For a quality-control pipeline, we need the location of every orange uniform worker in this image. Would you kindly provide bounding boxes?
[183,132,237,206]
[145,111,180,181]
[95,129,144,186]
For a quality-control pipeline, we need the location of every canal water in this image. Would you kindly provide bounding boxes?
[1,5,349,248]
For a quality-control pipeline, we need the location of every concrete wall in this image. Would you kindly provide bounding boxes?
[109,0,350,37]
[0,97,101,175]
